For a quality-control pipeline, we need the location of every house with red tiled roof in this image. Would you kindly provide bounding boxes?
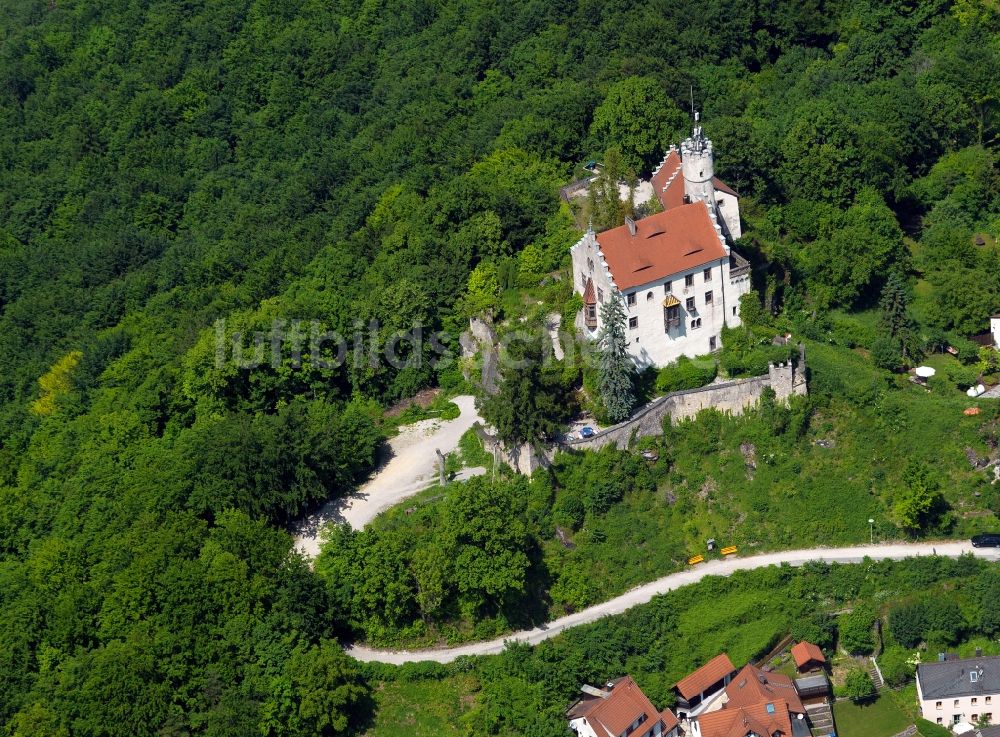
[571,118,751,368]
[687,664,812,737]
[673,653,739,718]
[568,677,681,737]
[790,641,826,673]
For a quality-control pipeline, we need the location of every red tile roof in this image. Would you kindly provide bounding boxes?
[582,276,596,305]
[567,677,676,737]
[791,641,826,669]
[675,653,738,701]
[725,664,804,714]
[596,202,727,291]
[651,150,682,210]
[695,699,795,737]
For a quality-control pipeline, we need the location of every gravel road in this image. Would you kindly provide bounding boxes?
[293,395,484,557]
[348,541,1000,664]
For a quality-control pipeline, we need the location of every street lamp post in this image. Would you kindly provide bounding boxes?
[869,518,875,545]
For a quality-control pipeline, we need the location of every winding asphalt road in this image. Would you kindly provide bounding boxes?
[348,541,1000,664]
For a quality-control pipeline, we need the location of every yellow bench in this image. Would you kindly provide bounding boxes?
[721,546,738,556]
[687,555,705,565]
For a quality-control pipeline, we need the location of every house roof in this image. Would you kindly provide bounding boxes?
[695,700,794,737]
[650,150,739,209]
[582,277,596,305]
[713,177,739,198]
[725,664,805,715]
[791,641,826,668]
[595,203,728,292]
[675,653,738,700]
[976,726,1000,737]
[567,677,677,737]
[917,656,1000,700]
[651,150,684,210]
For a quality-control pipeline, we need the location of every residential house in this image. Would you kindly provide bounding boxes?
[688,664,811,737]
[568,677,680,737]
[673,653,738,719]
[571,119,751,368]
[790,641,827,674]
[916,655,1000,728]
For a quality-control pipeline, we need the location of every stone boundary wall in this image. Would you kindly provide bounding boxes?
[563,360,806,453]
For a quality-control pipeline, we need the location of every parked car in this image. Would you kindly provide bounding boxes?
[972,533,1000,548]
[579,426,595,438]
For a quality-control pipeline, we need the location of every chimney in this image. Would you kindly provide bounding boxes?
[626,217,636,236]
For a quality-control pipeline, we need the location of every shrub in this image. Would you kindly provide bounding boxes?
[889,602,928,648]
[838,606,877,655]
[655,356,717,394]
[878,644,916,686]
[842,668,876,701]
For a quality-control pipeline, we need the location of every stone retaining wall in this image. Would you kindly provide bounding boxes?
[563,359,806,452]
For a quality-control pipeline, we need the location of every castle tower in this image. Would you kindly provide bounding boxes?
[680,112,716,206]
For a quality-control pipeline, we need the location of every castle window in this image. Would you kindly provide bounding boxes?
[703,268,712,281]
[647,291,653,301]
[664,305,680,331]
[597,288,604,303]
[685,274,694,288]
[691,318,702,329]
[627,292,636,306]
[705,290,713,304]
[733,305,737,316]
[710,336,717,351]
[664,280,671,293]
[686,297,695,312]
[587,258,594,271]
[629,317,638,330]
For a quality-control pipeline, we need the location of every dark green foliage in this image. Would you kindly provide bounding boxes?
[1,0,998,732]
[839,605,877,655]
[478,337,576,447]
[889,602,928,649]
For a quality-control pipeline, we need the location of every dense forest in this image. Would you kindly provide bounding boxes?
[1,0,999,734]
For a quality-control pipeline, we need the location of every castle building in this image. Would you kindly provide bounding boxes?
[571,117,751,368]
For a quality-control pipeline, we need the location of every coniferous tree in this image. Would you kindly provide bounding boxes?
[874,271,917,370]
[597,297,636,423]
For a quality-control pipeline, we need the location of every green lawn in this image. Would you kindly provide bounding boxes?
[362,675,478,737]
[833,695,913,737]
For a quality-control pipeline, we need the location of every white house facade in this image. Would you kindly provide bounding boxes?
[916,656,1000,728]
[571,121,751,369]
